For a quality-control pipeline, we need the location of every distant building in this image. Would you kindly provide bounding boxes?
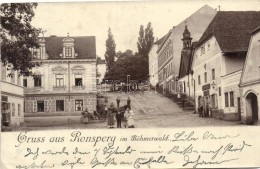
[148,36,166,87]
[1,63,24,126]
[239,27,260,125]
[157,5,217,93]
[24,34,97,115]
[96,57,106,84]
[192,11,260,120]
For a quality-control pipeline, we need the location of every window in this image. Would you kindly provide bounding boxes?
[212,68,215,80]
[65,47,72,57]
[211,94,217,108]
[12,103,15,116]
[56,74,64,86]
[11,70,15,83]
[17,74,21,85]
[34,75,42,87]
[75,75,82,86]
[204,72,207,83]
[198,75,201,85]
[37,101,44,112]
[18,104,21,116]
[75,100,83,111]
[230,91,234,107]
[56,100,64,111]
[225,93,229,107]
[183,81,186,93]
[200,45,205,55]
[23,78,27,87]
[1,65,6,81]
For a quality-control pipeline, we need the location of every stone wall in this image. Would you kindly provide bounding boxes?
[211,109,239,121]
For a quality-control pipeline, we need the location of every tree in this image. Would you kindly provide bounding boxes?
[104,50,149,83]
[137,22,154,59]
[104,27,116,71]
[1,3,41,75]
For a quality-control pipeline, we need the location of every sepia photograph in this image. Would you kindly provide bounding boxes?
[1,0,260,168]
[1,0,260,131]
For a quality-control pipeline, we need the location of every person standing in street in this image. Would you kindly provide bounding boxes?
[123,108,130,128]
[107,103,115,128]
[116,97,120,108]
[127,97,131,109]
[116,111,122,128]
[182,97,185,109]
[128,109,135,128]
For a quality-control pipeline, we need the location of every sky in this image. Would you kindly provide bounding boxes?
[28,0,260,59]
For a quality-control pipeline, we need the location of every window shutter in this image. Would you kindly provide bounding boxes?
[33,101,37,112]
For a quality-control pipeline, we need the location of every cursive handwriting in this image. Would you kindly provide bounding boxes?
[16,160,54,169]
[103,145,136,159]
[168,144,198,155]
[42,147,69,156]
[90,157,117,168]
[223,141,251,155]
[73,147,90,155]
[24,147,39,160]
[134,155,174,169]
[182,155,238,168]
[172,131,198,142]
[203,131,240,140]
[61,157,85,169]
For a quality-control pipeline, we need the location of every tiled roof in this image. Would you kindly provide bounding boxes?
[43,36,96,59]
[197,11,260,53]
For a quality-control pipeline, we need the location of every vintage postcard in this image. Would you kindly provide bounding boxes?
[1,0,260,168]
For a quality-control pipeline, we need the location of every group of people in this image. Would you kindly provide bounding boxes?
[107,97,134,128]
[116,96,131,109]
[198,104,210,117]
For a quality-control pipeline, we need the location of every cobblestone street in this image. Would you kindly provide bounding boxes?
[19,91,241,131]
[104,91,240,128]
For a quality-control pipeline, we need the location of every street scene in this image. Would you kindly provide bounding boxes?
[1,1,260,131]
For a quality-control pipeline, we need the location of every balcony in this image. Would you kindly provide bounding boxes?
[24,87,44,94]
[53,86,66,91]
[72,85,86,92]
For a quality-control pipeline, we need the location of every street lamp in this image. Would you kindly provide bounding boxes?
[191,70,196,114]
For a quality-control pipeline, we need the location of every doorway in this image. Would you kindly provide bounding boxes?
[245,92,258,124]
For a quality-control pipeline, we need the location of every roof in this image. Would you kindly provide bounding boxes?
[43,36,96,59]
[197,11,260,53]
[97,57,106,64]
[154,34,168,45]
[252,26,260,35]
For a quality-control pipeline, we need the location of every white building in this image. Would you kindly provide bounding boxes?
[192,11,260,120]
[96,57,106,84]
[157,5,217,93]
[1,63,24,126]
[148,37,166,87]
[24,35,97,115]
[239,27,260,125]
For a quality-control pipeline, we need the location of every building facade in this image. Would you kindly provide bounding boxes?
[239,27,260,125]
[96,57,106,84]
[1,63,24,126]
[148,37,166,87]
[24,35,97,115]
[192,11,260,120]
[157,5,217,93]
